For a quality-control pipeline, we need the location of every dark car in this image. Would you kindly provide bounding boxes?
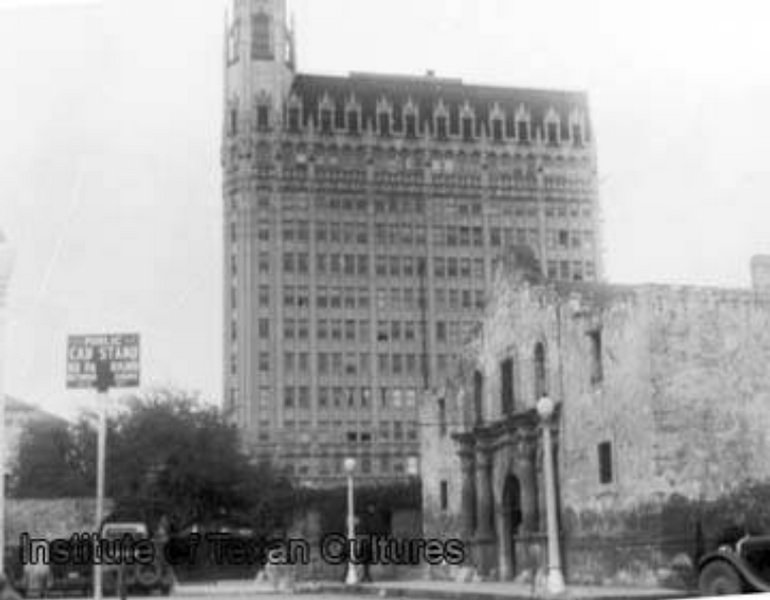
[698,534,770,595]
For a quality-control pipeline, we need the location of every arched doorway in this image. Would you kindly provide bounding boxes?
[503,474,522,576]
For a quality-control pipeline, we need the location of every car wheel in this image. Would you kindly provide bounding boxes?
[135,563,162,588]
[699,560,743,595]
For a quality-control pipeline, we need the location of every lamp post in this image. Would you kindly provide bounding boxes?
[536,396,565,595]
[344,457,359,585]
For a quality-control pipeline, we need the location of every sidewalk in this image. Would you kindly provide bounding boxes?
[173,578,690,600]
[305,580,690,600]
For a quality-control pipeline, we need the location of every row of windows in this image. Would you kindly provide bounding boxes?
[544,229,595,251]
[280,351,428,377]
[280,385,421,411]
[256,285,433,311]
[273,252,488,282]
[255,386,419,411]
[256,221,594,251]
[283,454,413,477]
[251,307,481,344]
[546,260,596,282]
[253,348,454,378]
[435,289,486,311]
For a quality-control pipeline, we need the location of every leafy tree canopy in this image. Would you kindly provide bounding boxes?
[13,388,294,536]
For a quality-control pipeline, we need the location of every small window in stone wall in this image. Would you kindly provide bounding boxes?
[598,441,613,484]
[473,370,484,425]
[500,357,515,415]
[440,480,449,511]
[438,397,447,437]
[589,328,603,384]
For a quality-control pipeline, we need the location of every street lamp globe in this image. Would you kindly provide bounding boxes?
[344,457,356,474]
[537,395,555,420]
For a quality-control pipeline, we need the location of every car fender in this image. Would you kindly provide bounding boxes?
[699,549,770,593]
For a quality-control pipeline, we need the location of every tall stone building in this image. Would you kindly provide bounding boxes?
[422,257,770,585]
[222,0,602,484]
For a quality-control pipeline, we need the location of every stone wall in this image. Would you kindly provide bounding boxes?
[5,497,115,546]
[419,387,465,543]
[439,271,770,586]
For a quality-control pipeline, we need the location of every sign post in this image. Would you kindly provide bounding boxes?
[67,334,140,600]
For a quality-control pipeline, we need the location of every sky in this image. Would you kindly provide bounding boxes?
[2,0,770,417]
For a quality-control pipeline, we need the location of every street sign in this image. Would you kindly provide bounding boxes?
[66,333,140,389]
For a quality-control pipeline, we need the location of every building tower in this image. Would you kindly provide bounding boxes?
[222,0,602,486]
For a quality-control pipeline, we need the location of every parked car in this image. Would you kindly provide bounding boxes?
[8,522,173,597]
[698,534,770,595]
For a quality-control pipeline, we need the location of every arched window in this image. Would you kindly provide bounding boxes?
[473,370,484,425]
[251,11,273,60]
[534,342,547,399]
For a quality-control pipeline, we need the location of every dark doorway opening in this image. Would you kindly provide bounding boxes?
[503,474,522,576]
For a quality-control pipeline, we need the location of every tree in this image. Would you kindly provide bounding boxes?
[12,419,90,497]
[13,388,295,537]
[105,389,294,535]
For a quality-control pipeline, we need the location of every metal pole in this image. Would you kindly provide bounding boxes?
[0,389,5,577]
[94,390,107,600]
[345,472,358,585]
[0,241,13,578]
[542,420,565,594]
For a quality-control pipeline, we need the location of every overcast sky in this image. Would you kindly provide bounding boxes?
[3,0,770,417]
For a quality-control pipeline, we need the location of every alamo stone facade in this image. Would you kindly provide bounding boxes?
[421,260,770,586]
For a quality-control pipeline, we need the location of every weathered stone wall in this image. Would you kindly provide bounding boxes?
[420,388,464,542]
[472,274,770,586]
[5,497,115,545]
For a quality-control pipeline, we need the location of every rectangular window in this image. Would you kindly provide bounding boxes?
[258,319,270,339]
[436,116,448,140]
[547,122,559,145]
[438,397,447,437]
[405,114,417,138]
[500,357,514,414]
[492,118,503,141]
[258,251,270,273]
[436,321,447,343]
[288,107,300,132]
[517,120,529,142]
[589,329,603,384]
[440,480,449,511]
[258,285,270,307]
[598,441,613,484]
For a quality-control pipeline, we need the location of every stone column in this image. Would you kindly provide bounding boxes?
[473,445,495,576]
[495,498,513,580]
[518,437,539,533]
[514,435,542,580]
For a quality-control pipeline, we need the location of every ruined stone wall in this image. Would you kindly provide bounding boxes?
[420,388,465,542]
[559,285,770,585]
[478,277,770,586]
[5,498,114,545]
